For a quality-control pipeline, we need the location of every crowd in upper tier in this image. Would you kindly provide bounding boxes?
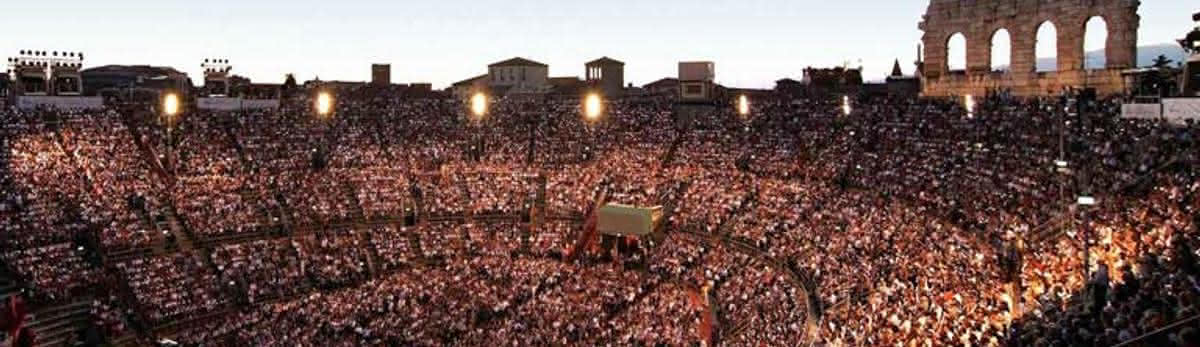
[0,87,1197,346]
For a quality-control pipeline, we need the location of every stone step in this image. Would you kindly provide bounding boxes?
[26,300,92,346]
[0,282,19,302]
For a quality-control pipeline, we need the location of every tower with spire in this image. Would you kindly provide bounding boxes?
[890,59,904,78]
[886,53,921,98]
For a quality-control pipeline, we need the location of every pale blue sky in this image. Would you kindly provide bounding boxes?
[4,0,1194,89]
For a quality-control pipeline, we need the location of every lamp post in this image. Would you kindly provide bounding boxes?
[735,94,756,172]
[582,92,605,162]
[469,92,488,161]
[161,92,182,175]
[309,90,335,170]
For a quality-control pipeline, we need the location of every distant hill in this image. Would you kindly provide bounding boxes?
[993,43,1188,71]
[1034,43,1188,70]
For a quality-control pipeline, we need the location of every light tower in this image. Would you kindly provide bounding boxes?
[202,58,232,97]
[7,50,84,96]
[160,91,183,175]
[467,92,489,161]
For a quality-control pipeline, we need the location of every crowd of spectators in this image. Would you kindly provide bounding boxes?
[212,239,308,304]
[1,89,1196,346]
[115,252,227,324]
[60,110,166,250]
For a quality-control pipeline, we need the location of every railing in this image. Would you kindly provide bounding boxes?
[1112,313,1200,347]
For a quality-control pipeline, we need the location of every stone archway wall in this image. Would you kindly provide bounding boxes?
[920,0,1139,97]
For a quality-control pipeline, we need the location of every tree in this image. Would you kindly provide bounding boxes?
[282,73,297,99]
[1143,55,1180,97]
[1152,55,1175,69]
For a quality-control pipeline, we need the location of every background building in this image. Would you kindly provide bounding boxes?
[586,57,625,97]
[643,78,679,97]
[549,76,585,98]
[488,57,549,95]
[802,66,863,97]
[451,74,489,100]
[774,78,803,97]
[678,62,715,102]
[885,59,921,98]
[81,65,192,100]
[372,64,391,85]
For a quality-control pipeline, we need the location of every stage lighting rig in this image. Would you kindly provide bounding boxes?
[8,50,84,70]
[8,49,85,95]
[201,58,232,74]
[201,58,233,97]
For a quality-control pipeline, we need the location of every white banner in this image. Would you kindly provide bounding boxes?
[1120,103,1161,119]
[1163,98,1200,125]
[240,99,280,110]
[197,97,279,111]
[16,96,104,110]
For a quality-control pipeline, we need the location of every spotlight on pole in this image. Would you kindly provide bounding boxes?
[737,94,750,117]
[470,92,488,120]
[315,91,334,118]
[584,93,603,121]
[842,95,852,116]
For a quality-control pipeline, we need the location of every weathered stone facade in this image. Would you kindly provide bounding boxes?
[920,0,1140,97]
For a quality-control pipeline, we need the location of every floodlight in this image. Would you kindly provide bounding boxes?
[584,93,603,121]
[315,91,334,117]
[470,93,488,118]
[737,95,750,116]
[162,93,181,117]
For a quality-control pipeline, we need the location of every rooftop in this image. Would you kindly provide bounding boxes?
[586,57,625,66]
[488,57,548,68]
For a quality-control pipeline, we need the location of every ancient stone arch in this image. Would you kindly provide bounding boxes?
[1035,20,1059,72]
[990,28,1012,71]
[1083,16,1111,69]
[919,0,1139,97]
[946,32,968,71]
